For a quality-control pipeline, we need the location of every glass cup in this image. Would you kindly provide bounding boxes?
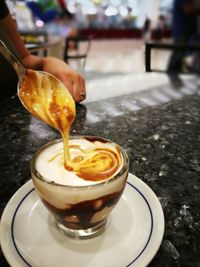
[31,136,129,240]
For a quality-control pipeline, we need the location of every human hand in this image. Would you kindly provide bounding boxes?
[41,57,86,103]
[22,55,86,103]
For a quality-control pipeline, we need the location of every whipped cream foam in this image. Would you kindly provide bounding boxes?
[36,137,123,186]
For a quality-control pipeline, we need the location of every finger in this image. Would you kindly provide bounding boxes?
[80,77,86,96]
[73,78,86,103]
[79,76,86,100]
[61,76,74,98]
[58,73,86,103]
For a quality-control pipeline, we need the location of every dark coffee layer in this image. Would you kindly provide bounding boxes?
[42,189,124,229]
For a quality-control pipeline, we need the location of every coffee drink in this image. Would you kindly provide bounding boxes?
[19,70,129,239]
[31,136,129,238]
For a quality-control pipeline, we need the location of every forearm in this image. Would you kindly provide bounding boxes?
[0,11,86,103]
[0,11,71,67]
[0,13,30,60]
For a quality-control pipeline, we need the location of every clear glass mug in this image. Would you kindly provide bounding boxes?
[31,136,129,240]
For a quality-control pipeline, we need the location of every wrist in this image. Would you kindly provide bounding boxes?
[21,54,43,70]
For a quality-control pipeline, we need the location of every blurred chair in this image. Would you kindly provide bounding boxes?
[20,30,48,56]
[145,42,200,73]
[63,35,92,71]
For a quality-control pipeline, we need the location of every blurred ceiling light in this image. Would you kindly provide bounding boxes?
[100,0,108,7]
[105,6,118,16]
[110,0,121,6]
[160,0,173,8]
[35,19,44,27]
[67,2,76,13]
[82,4,97,14]
[127,0,138,8]
[118,5,128,17]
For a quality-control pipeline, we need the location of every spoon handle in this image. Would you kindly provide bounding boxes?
[0,39,25,83]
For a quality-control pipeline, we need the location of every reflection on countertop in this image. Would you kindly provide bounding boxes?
[0,76,200,267]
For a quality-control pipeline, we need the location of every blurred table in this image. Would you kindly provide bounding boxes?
[0,77,200,267]
[22,32,64,58]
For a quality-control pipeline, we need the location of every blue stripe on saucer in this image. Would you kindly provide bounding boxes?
[126,181,153,267]
[11,188,35,267]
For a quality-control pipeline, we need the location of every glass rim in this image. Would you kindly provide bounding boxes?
[31,135,129,189]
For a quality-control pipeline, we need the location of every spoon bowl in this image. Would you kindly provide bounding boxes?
[18,69,75,131]
[0,39,76,165]
[0,39,75,131]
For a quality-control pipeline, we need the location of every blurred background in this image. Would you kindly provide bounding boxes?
[5,0,200,103]
[8,0,172,34]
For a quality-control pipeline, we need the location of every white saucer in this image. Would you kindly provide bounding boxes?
[0,173,164,267]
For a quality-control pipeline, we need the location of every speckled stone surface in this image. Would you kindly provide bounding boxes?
[0,90,200,267]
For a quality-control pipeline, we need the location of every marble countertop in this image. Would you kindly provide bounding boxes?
[0,87,200,267]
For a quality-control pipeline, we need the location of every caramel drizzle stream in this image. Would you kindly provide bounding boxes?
[19,70,121,181]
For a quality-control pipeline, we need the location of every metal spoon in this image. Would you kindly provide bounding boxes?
[0,39,75,131]
[0,39,25,86]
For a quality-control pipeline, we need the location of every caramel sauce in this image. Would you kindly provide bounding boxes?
[19,70,122,181]
[19,70,75,163]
